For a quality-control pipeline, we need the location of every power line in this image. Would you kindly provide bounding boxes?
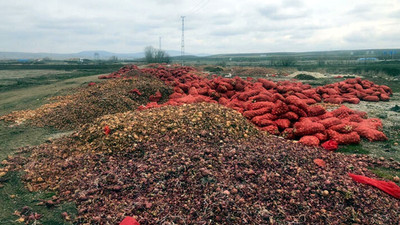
[181,16,185,66]
[187,0,205,13]
[190,0,209,14]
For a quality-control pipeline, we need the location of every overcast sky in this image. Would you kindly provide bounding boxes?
[0,0,399,54]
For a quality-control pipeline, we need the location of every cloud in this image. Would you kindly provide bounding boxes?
[259,5,309,20]
[282,0,304,7]
[0,0,399,54]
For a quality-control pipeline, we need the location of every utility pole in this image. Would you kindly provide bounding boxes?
[181,16,185,66]
[159,36,161,50]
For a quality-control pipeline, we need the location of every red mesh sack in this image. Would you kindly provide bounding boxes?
[363,95,380,102]
[173,86,185,94]
[299,117,320,122]
[257,78,277,89]
[238,90,259,101]
[298,118,313,124]
[285,95,309,112]
[281,128,295,139]
[281,111,299,121]
[299,136,320,146]
[252,113,278,124]
[361,118,383,130]
[234,82,245,91]
[288,105,307,117]
[188,87,199,95]
[342,114,363,123]
[344,98,361,104]
[319,117,342,129]
[216,83,228,93]
[301,89,316,97]
[354,83,363,90]
[326,130,360,145]
[260,125,280,135]
[294,92,308,99]
[274,119,291,130]
[243,107,272,119]
[272,93,286,102]
[342,93,357,99]
[364,89,374,95]
[326,88,339,95]
[372,91,381,96]
[271,100,289,115]
[252,118,275,127]
[354,110,368,119]
[197,87,209,95]
[314,132,328,142]
[318,112,334,120]
[354,126,388,141]
[252,82,265,91]
[178,83,190,93]
[247,101,275,110]
[324,97,343,104]
[225,90,236,98]
[329,123,354,133]
[226,99,248,110]
[304,99,317,105]
[220,81,234,90]
[380,94,390,101]
[307,105,326,117]
[207,89,220,99]
[218,97,229,105]
[380,85,392,95]
[332,105,354,118]
[355,91,367,99]
[249,94,273,102]
[310,94,322,102]
[294,121,325,136]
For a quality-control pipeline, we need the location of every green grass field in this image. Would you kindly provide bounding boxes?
[0,64,117,224]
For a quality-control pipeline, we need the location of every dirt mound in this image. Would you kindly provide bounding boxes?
[0,72,172,130]
[230,66,278,77]
[75,103,259,152]
[6,102,399,224]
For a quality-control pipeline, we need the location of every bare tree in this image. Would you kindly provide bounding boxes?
[144,46,170,63]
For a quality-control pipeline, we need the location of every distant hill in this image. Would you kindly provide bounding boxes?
[209,49,400,60]
[0,50,207,60]
[1,49,397,61]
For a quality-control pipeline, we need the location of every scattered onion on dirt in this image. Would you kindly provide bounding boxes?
[0,72,171,130]
[5,102,400,224]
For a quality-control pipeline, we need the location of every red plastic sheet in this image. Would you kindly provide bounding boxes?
[103,125,111,135]
[349,173,400,199]
[321,140,338,151]
[120,216,140,225]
